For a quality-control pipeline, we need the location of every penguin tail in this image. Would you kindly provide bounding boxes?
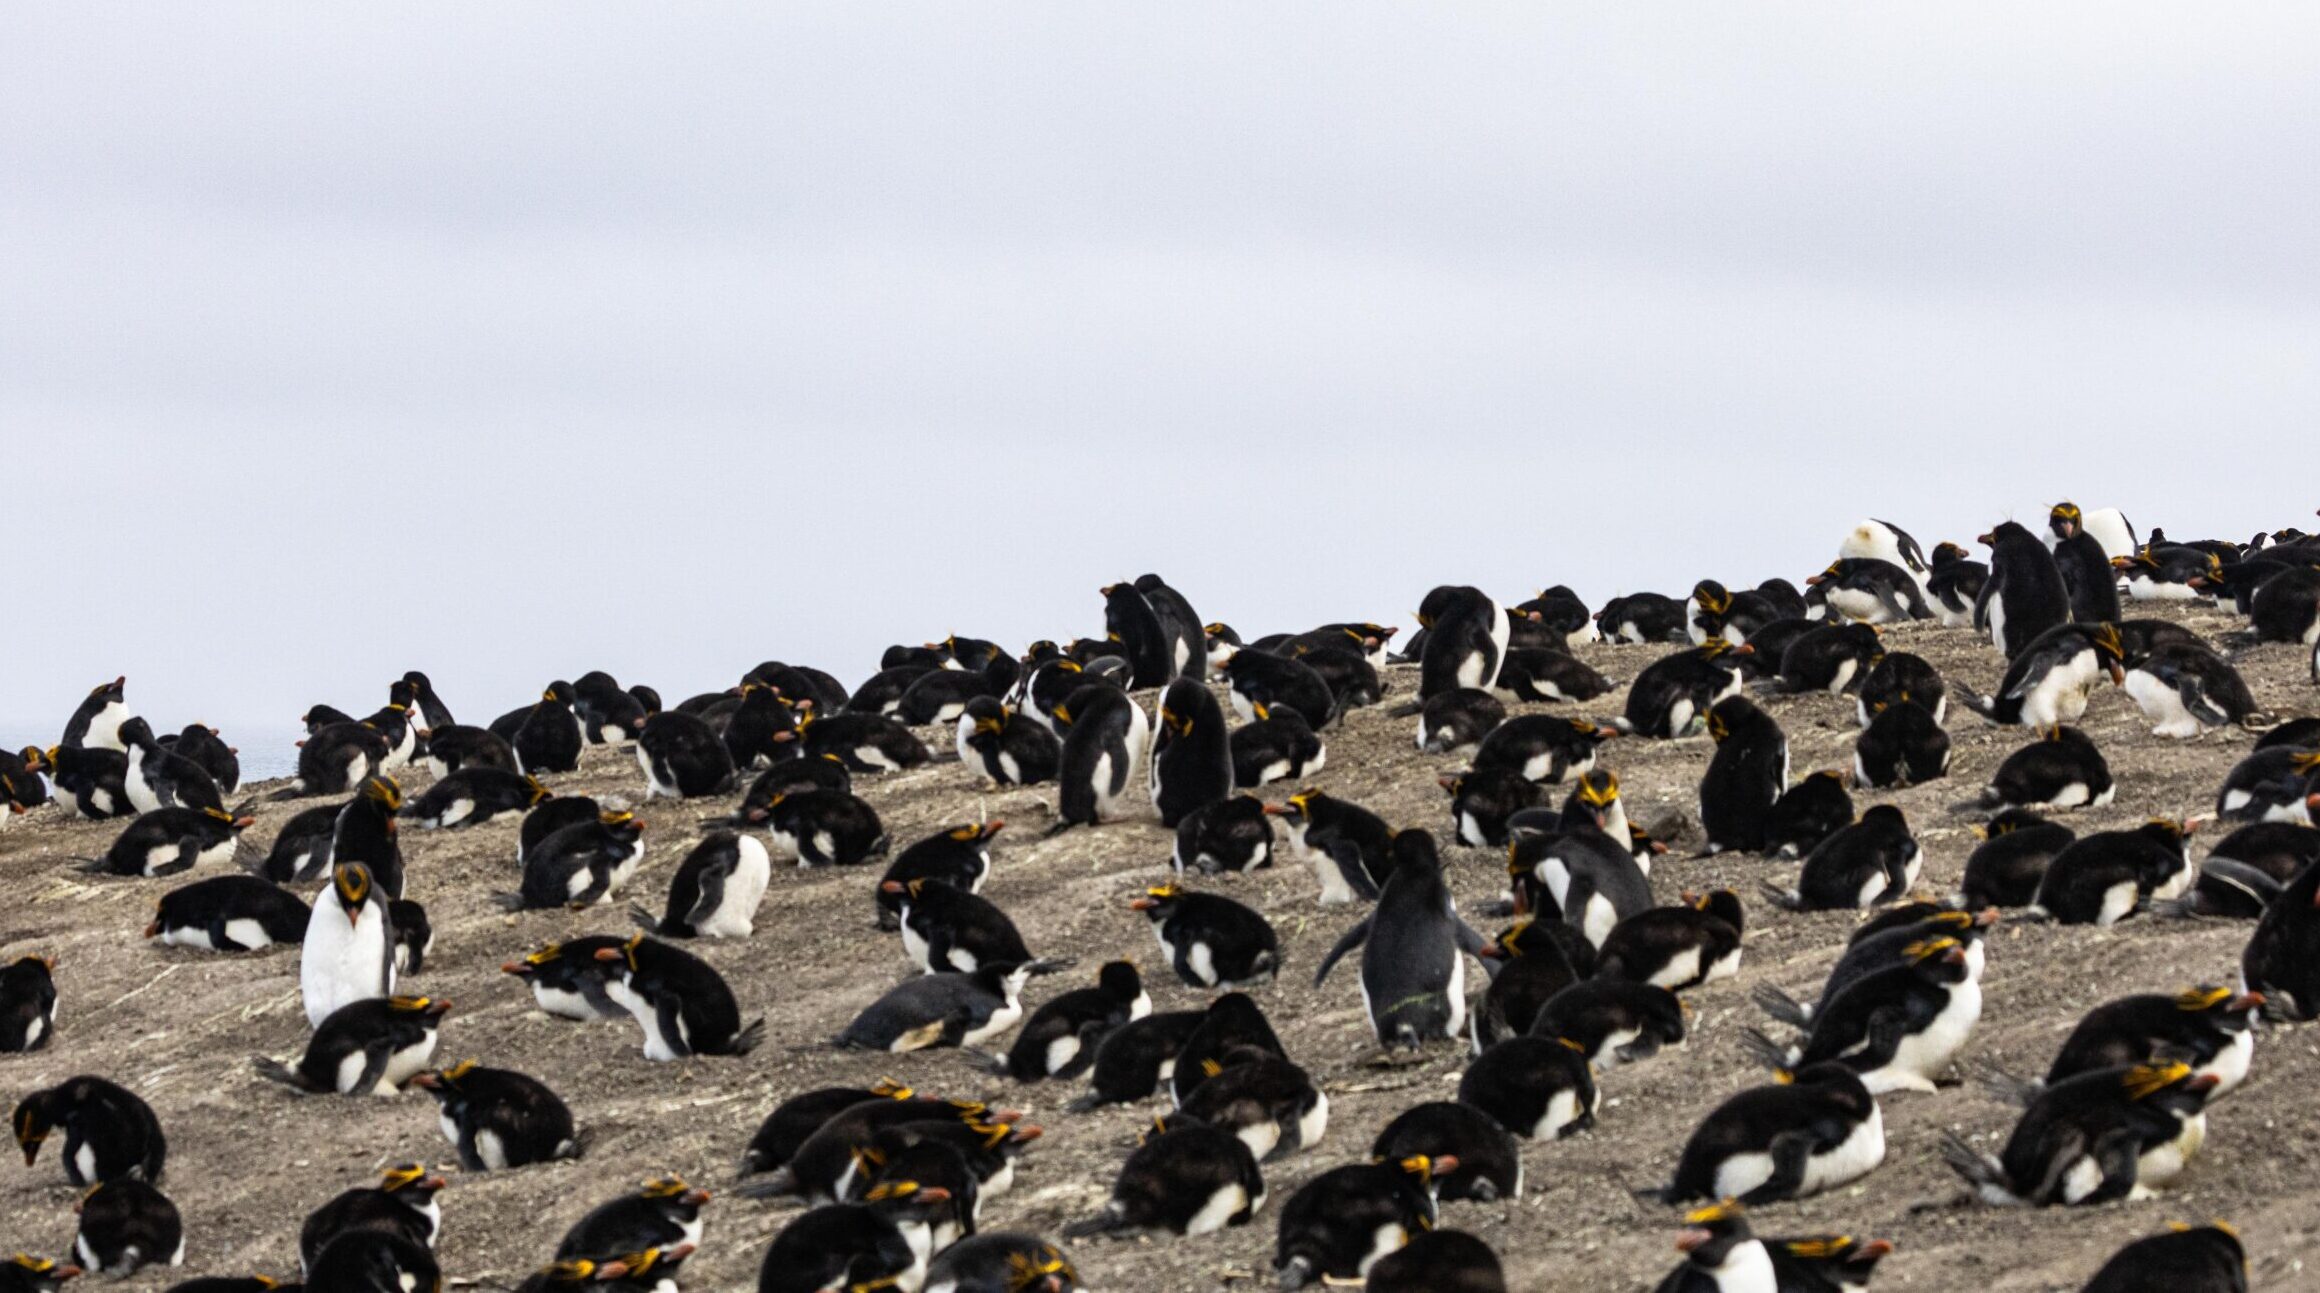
[1755,881,1807,912]
[1060,1204,1129,1240]
[266,784,312,802]
[865,834,891,860]
[969,1049,1015,1079]
[2015,905,2056,925]
[1748,983,1811,1027]
[558,1128,591,1161]
[490,892,528,913]
[1955,686,1999,723]
[228,796,262,819]
[1063,1090,1114,1114]
[1275,1254,1318,1291]
[67,856,109,875]
[727,1018,768,1056]
[695,812,741,830]
[1974,1062,2043,1107]
[732,1167,798,1200]
[628,903,665,933]
[1025,958,1077,977]
[1384,700,1423,720]
[1937,1130,2012,1201]
[250,1056,315,1092]
[2150,895,2202,920]
[1737,1028,1797,1071]
[1041,819,1082,840]
[1606,717,1637,735]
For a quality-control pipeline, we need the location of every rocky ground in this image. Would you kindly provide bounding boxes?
[2,598,2315,1291]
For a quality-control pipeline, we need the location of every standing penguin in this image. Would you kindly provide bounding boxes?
[1101,581,1178,688]
[2049,503,2123,623]
[61,677,131,751]
[1417,586,1512,699]
[1314,831,1486,1049]
[1133,573,1207,681]
[0,955,58,1053]
[1049,682,1150,834]
[1977,522,2072,658]
[302,863,396,1028]
[514,682,586,775]
[1149,678,1231,829]
[1698,697,1787,855]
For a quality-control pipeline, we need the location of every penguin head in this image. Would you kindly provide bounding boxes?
[1691,581,1733,614]
[1687,890,1745,933]
[594,933,649,973]
[1675,1201,1754,1265]
[1388,828,1442,874]
[542,680,578,707]
[862,1176,949,1212]
[963,698,1009,736]
[2121,1060,2217,1111]
[1931,541,1969,566]
[1390,1152,1458,1189]
[1262,791,1320,825]
[1156,704,1193,738]
[2050,502,2083,539]
[1903,937,1970,981]
[1573,769,1620,814]
[598,810,644,841]
[378,1163,448,1196]
[330,864,376,916]
[502,941,566,977]
[18,747,47,775]
[12,1095,55,1164]
[115,716,155,749]
[640,1173,713,1208]
[362,776,405,814]
[2175,985,2266,1033]
[2139,817,2192,853]
[1095,960,1143,1003]
[1774,1236,1892,1283]
[1,1255,79,1289]
[410,1059,479,1095]
[1000,1244,1078,1293]
[522,776,552,807]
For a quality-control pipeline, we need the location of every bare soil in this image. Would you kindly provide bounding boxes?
[3,600,2316,1291]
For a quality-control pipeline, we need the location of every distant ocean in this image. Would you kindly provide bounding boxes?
[3,725,307,786]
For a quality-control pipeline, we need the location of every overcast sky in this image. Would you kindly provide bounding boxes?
[7,4,2317,740]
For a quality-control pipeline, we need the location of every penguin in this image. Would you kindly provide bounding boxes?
[75,805,253,877]
[1441,767,1547,849]
[924,1232,1085,1293]
[1173,1047,1328,1160]
[12,1075,166,1185]
[1762,806,1920,912]
[1371,1102,1522,1202]
[571,672,648,747]
[411,1060,582,1170]
[1203,622,1246,669]
[254,995,449,1096]
[503,810,647,910]
[1473,715,1615,785]
[302,862,396,1028]
[762,788,889,867]
[1741,936,1978,1095]
[512,682,587,775]
[1851,701,1949,790]
[401,669,455,730]
[117,718,224,815]
[630,830,770,938]
[2048,502,2123,623]
[742,660,851,716]
[1150,677,1232,828]
[1687,580,1739,644]
[1492,647,1614,704]
[71,1178,183,1277]
[1067,1010,1207,1110]
[1470,919,1589,1051]
[59,676,130,751]
[1459,1034,1598,1140]
[742,1089,1002,1197]
[299,1163,445,1272]
[1976,522,2073,657]
[2240,853,2320,1020]
[1365,1230,1507,1293]
[1015,653,1102,734]
[2032,987,2265,1096]
[1218,648,1337,729]
[991,959,1149,1082]
[1416,688,1506,754]
[721,683,799,768]
[715,757,854,832]
[1959,622,2127,728]
[1314,830,1485,1048]
[1761,1235,1893,1293]
[2123,642,2266,738]
[554,1174,712,1266]
[1531,978,1688,1068]
[513,794,602,864]
[2081,1225,2247,1293]
[634,711,737,799]
[159,724,239,794]
[1065,1113,1265,1240]
[1049,682,1151,833]
[956,696,1060,787]
[418,723,518,778]
[1598,891,1745,991]
[1854,651,1946,727]
[1169,992,1288,1106]
[0,955,57,1053]
[0,1256,76,1293]
[145,876,308,956]
[737,1083,919,1179]
[357,681,423,770]
[1939,1061,2216,1205]
[2119,546,2226,603]
[1416,585,1512,698]
[1102,580,1180,687]
[31,745,129,819]
[1230,701,1327,790]
[408,767,547,831]
[1653,1202,1775,1293]
[1983,725,2112,809]
[331,775,407,898]
[596,933,765,1060]
[1597,592,1689,645]
[1,750,48,815]
[889,878,1040,975]
[2248,564,2320,642]
[280,721,391,800]
[304,1230,441,1292]
[1131,884,1281,989]
[1957,810,2076,908]
[1751,908,1996,1033]
[896,654,1021,727]
[1618,640,1749,738]
[1773,623,1881,697]
[1764,771,1852,860]
[2030,819,2194,925]
[753,1203,920,1293]
[1925,542,1988,626]
[836,963,1033,1052]
[1838,518,1931,585]
[876,822,1002,930]
[2213,745,2320,824]
[1268,789,1394,904]
[1805,560,1930,625]
[1506,794,1655,948]
[1172,794,1274,874]
[1288,644,1380,712]
[1272,1155,1449,1289]
[1699,697,1787,855]
[2197,819,2320,895]
[1654,1063,1884,1205]
[501,935,630,1021]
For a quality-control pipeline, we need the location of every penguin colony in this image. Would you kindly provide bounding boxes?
[1,511,2318,1290]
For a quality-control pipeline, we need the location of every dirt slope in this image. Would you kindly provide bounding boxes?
[1,599,2315,1291]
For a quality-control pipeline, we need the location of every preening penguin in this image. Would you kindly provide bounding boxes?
[118,717,224,815]
[1416,688,1505,754]
[1957,810,2076,909]
[1471,919,1590,1051]
[1217,648,1336,729]
[762,787,888,867]
[1740,936,1979,1094]
[1472,715,1615,785]
[300,1162,446,1271]
[286,721,391,799]
[1855,651,1946,727]
[1775,622,1883,696]
[1267,789,1393,905]
[1063,1115,1264,1239]
[957,696,1060,787]
[1618,639,1748,738]
[1764,769,1852,860]
[573,671,649,745]
[1048,681,1150,833]
[505,810,647,909]
[1313,830,1486,1049]
[1838,518,1931,586]
[1976,522,2072,657]
[1530,978,1687,1069]
[513,681,587,775]
[632,829,770,938]
[1416,585,1512,698]
[1150,677,1231,828]
[1365,1230,1508,1293]
[1598,591,1689,644]
[1805,560,1930,625]
[71,1178,183,1277]
[991,959,1149,1082]
[1699,697,1787,855]
[302,862,396,1027]
[1101,579,1180,688]
[1133,572,1208,680]
[1172,794,1274,874]
[1927,541,1989,626]
[1459,1034,1599,1140]
[1442,767,1546,849]
[1229,701,1326,790]
[1371,1102,1523,1201]
[1852,699,1949,789]
[12,1075,167,1185]
[1762,806,1920,912]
